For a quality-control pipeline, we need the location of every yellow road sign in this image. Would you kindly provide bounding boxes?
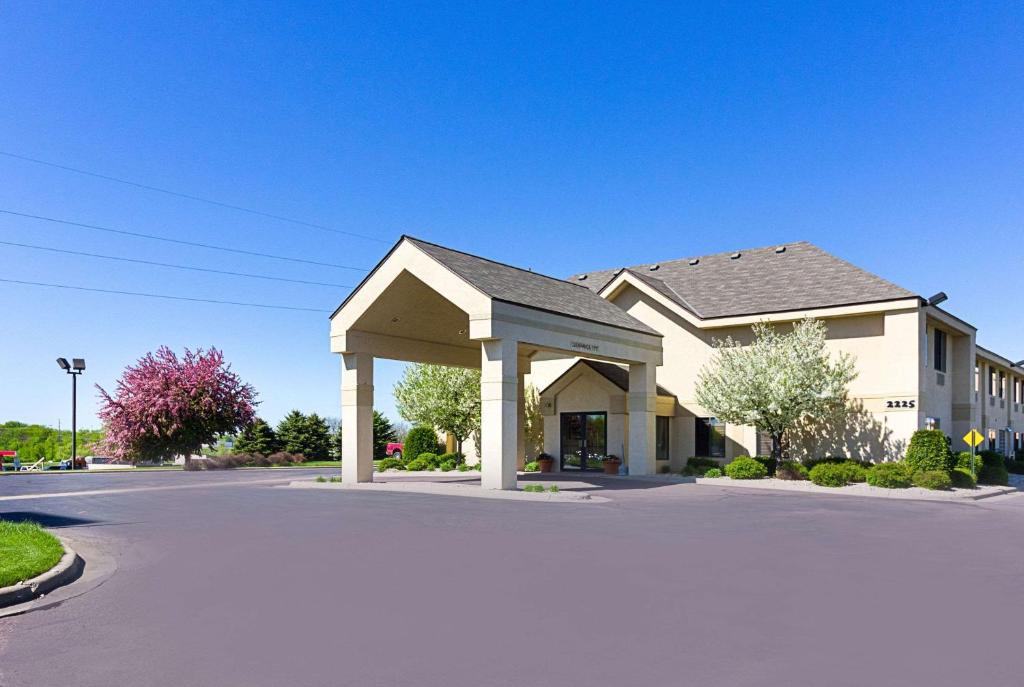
[963,429,984,448]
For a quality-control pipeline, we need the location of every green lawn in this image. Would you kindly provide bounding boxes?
[0,521,65,588]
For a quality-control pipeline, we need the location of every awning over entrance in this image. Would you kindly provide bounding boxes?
[330,236,664,490]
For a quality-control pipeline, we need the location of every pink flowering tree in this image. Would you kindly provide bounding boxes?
[97,347,257,466]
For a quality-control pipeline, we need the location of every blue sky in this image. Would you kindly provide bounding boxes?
[2,2,1022,430]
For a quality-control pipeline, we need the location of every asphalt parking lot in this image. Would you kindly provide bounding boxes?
[2,469,1023,687]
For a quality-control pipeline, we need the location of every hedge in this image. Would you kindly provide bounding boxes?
[865,462,911,489]
[905,430,954,473]
[724,456,767,480]
[912,469,952,490]
[403,426,442,463]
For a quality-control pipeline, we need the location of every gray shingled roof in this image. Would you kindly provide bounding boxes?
[539,359,673,397]
[406,237,660,335]
[573,241,916,319]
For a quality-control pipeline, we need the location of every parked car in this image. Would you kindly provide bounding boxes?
[385,442,404,459]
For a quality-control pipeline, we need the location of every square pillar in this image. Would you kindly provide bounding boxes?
[628,362,657,476]
[481,339,518,490]
[516,370,526,470]
[341,352,374,484]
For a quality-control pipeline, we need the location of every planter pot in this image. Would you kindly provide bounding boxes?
[537,458,554,473]
[603,459,621,475]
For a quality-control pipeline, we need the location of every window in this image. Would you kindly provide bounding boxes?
[695,417,726,458]
[989,366,997,396]
[925,417,940,430]
[999,371,1006,399]
[1014,378,1021,404]
[932,330,947,372]
[974,364,979,393]
[656,416,670,461]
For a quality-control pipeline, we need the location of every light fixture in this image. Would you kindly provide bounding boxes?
[926,292,948,306]
[56,356,86,471]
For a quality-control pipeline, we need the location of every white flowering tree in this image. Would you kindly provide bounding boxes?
[394,363,480,457]
[695,318,857,461]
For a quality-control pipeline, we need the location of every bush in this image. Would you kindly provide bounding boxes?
[913,469,952,490]
[377,457,405,471]
[682,457,721,476]
[905,430,954,473]
[809,461,866,487]
[724,457,767,480]
[976,450,1009,486]
[949,468,976,489]
[955,451,981,477]
[439,459,456,472]
[523,461,540,472]
[865,462,912,489]
[803,456,849,470]
[405,452,439,471]
[776,460,809,481]
[704,468,722,478]
[1008,461,1024,475]
[523,484,544,493]
[438,452,461,465]
[268,451,304,465]
[403,426,441,464]
[752,455,777,476]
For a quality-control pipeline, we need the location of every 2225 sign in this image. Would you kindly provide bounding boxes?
[885,400,916,409]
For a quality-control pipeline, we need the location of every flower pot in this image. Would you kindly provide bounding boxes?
[603,459,621,475]
[537,457,554,473]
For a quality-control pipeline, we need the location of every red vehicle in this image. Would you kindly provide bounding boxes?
[385,442,404,459]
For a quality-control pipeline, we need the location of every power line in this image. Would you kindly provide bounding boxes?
[0,239,355,288]
[0,277,331,313]
[0,209,370,271]
[0,150,391,244]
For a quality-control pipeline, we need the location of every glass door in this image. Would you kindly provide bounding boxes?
[560,412,608,471]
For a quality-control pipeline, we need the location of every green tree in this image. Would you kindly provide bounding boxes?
[523,383,544,460]
[373,411,397,458]
[695,318,857,461]
[403,425,442,461]
[234,418,281,455]
[394,364,480,456]
[276,411,332,459]
[1,421,104,463]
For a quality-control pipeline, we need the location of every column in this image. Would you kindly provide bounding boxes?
[516,370,527,471]
[341,352,374,484]
[481,339,518,490]
[628,362,657,476]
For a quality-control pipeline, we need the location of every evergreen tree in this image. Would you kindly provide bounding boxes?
[234,418,281,455]
[276,411,332,459]
[373,411,398,458]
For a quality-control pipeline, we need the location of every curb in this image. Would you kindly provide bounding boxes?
[0,538,85,608]
[287,480,606,503]
[695,477,1019,503]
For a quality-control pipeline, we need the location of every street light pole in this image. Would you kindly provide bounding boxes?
[56,358,86,471]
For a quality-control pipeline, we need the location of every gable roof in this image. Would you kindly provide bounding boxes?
[402,237,659,335]
[573,241,917,319]
[540,359,674,397]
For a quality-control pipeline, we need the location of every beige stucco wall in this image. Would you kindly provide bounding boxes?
[530,278,1018,465]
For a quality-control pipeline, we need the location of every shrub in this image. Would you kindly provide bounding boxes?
[724,457,767,480]
[376,457,405,471]
[803,456,849,470]
[268,451,304,465]
[865,462,912,488]
[704,467,722,478]
[438,452,461,465]
[682,457,721,476]
[955,451,981,477]
[913,469,952,490]
[439,459,456,472]
[403,426,441,464]
[1008,461,1024,475]
[808,461,865,487]
[457,463,473,472]
[523,461,540,472]
[548,485,559,493]
[949,468,976,489]
[905,430,954,473]
[523,484,544,493]
[405,452,439,471]
[752,455,777,476]
[976,450,1009,486]
[776,460,809,481]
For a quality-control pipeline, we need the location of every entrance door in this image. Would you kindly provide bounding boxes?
[560,412,608,471]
